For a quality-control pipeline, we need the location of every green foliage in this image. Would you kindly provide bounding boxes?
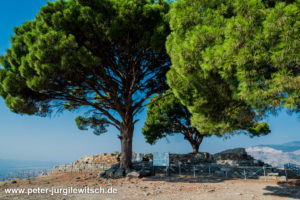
[143,90,209,152]
[143,90,194,144]
[75,115,109,135]
[0,0,170,134]
[246,122,271,137]
[166,0,299,133]
[143,90,270,148]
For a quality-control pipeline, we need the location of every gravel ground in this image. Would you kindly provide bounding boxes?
[0,172,299,200]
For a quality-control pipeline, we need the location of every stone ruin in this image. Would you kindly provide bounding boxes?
[51,152,152,173]
[51,148,285,179]
[170,148,265,166]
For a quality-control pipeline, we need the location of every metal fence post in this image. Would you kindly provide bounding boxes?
[193,166,196,178]
[152,165,155,176]
[243,168,246,180]
[263,166,266,181]
[284,165,288,182]
[166,166,168,176]
[209,166,211,176]
[179,164,181,176]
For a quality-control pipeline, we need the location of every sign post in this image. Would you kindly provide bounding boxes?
[153,152,170,176]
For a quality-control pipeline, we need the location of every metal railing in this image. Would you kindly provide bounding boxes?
[3,162,298,183]
[144,162,289,181]
[284,163,300,181]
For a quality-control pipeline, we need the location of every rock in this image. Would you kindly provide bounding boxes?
[144,192,150,196]
[214,148,248,160]
[139,170,152,177]
[106,168,116,178]
[127,170,152,178]
[127,171,140,178]
[111,164,120,170]
[217,160,239,166]
[115,168,125,177]
[98,171,106,178]
[125,168,131,174]
[11,180,17,184]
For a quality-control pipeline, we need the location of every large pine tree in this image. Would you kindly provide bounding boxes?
[0,0,171,169]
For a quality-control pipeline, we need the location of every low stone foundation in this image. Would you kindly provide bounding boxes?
[51,152,152,173]
[51,148,277,178]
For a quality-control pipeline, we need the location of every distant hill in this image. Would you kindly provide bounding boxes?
[246,141,300,167]
[255,141,300,152]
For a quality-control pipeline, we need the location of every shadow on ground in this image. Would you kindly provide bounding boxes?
[263,180,300,199]
[142,174,238,184]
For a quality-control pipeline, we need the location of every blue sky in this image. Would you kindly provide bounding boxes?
[0,0,299,164]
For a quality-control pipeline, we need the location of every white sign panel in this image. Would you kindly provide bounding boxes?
[153,152,169,167]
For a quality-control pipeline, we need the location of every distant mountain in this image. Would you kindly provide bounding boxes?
[246,141,300,167]
[255,141,300,152]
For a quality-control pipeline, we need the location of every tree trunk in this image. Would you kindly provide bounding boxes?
[190,134,204,153]
[191,142,200,153]
[120,123,134,169]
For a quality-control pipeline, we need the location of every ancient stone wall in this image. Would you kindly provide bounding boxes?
[51,148,267,176]
[51,152,152,173]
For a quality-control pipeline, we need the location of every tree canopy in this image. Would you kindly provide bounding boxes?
[143,90,208,153]
[166,0,299,133]
[0,0,171,169]
[143,90,270,153]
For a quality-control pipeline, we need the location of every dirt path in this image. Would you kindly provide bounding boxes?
[0,173,299,200]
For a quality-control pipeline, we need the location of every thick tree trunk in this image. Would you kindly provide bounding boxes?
[120,123,134,169]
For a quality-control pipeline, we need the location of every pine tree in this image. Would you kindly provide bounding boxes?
[0,0,171,169]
